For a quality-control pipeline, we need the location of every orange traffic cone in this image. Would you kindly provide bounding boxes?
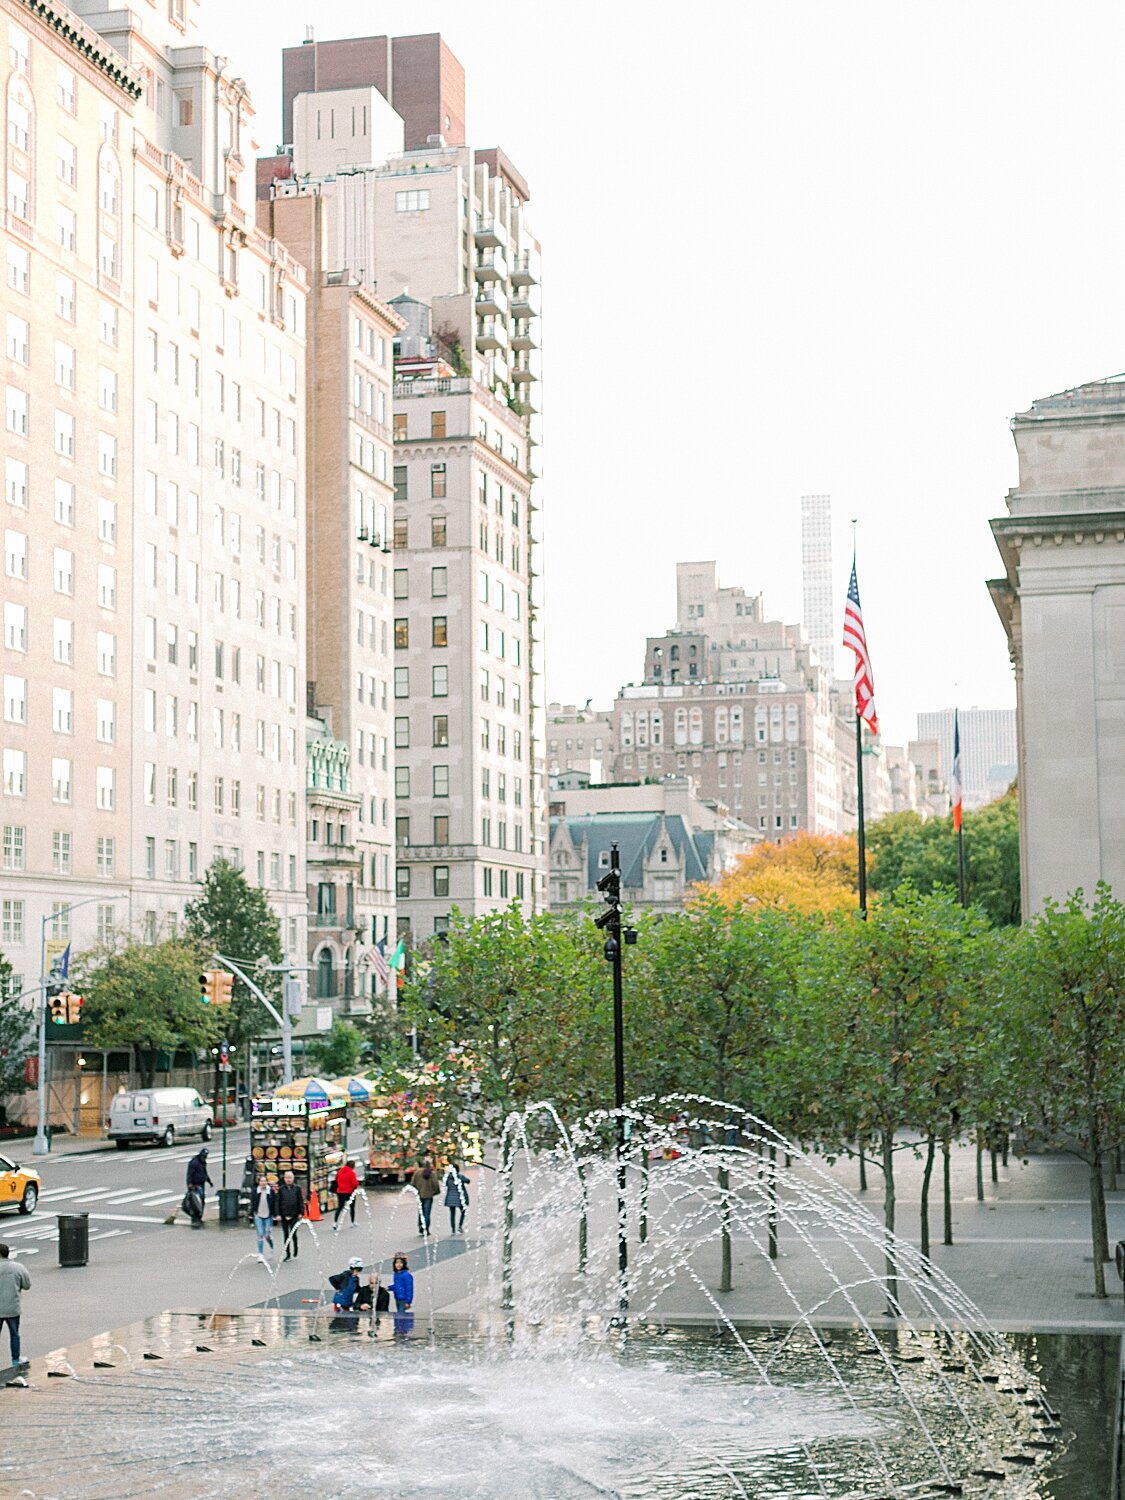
[306,1187,321,1222]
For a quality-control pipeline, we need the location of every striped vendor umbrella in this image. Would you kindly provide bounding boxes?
[272,1075,348,1102]
[331,1075,377,1104]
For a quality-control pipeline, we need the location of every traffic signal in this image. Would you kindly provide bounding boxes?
[48,993,66,1025]
[218,1038,230,1069]
[199,970,234,1005]
[65,991,84,1025]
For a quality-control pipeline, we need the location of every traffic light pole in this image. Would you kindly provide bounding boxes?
[212,953,299,1086]
[34,893,123,1156]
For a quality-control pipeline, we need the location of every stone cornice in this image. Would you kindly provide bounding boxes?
[991,509,1125,551]
[17,0,143,99]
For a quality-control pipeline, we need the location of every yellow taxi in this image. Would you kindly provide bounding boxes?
[0,1155,39,1215]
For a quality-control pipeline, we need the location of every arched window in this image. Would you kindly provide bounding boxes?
[316,947,334,998]
[669,645,679,663]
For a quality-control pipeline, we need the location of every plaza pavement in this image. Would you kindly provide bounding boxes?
[1,1133,1121,1368]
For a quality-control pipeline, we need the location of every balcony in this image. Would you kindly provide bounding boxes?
[475,283,507,318]
[511,319,539,351]
[474,218,504,249]
[476,318,504,351]
[510,251,539,286]
[509,285,540,320]
[474,249,508,283]
[511,352,540,384]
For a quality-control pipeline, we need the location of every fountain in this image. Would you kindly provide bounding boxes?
[0,1097,1084,1499]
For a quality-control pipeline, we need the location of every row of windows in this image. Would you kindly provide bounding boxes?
[5,250,120,346]
[3,535,117,604]
[5,317,118,408]
[5,470,118,535]
[5,390,119,473]
[2,825,116,878]
[2,749,115,807]
[393,515,447,549]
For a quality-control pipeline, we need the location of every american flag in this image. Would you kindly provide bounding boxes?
[951,709,963,832]
[842,561,878,734]
[371,940,391,991]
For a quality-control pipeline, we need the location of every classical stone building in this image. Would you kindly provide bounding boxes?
[990,375,1125,916]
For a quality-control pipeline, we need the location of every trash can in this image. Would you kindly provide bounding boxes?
[218,1187,241,1224]
[57,1213,89,1267]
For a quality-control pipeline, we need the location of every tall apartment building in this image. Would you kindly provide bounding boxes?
[264,30,547,938]
[267,190,403,1007]
[801,494,835,678]
[64,0,310,947]
[1,0,141,1001]
[915,707,1017,812]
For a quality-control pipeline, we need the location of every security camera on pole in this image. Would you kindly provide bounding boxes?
[594,841,637,1314]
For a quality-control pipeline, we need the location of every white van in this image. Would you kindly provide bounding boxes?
[108,1088,214,1149]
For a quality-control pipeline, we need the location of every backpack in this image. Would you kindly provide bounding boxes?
[375,1283,390,1313]
[328,1270,349,1291]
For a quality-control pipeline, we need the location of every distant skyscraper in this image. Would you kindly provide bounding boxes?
[801,495,834,679]
[915,708,1017,812]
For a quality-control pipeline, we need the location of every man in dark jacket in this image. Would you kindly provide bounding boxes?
[185,1148,213,1224]
[277,1170,305,1260]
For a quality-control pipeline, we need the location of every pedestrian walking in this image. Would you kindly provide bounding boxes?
[443,1161,470,1234]
[410,1157,440,1236]
[332,1159,359,1228]
[390,1251,413,1312]
[0,1243,31,1370]
[186,1146,213,1219]
[277,1170,305,1261]
[251,1174,278,1261]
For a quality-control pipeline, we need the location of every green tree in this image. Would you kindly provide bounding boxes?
[306,1021,364,1079]
[867,791,1021,926]
[785,892,990,1310]
[79,940,219,1087]
[1004,885,1125,1297]
[183,857,284,1048]
[0,955,33,1103]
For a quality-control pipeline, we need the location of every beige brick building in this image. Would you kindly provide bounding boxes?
[1,0,141,1000]
[268,190,403,1009]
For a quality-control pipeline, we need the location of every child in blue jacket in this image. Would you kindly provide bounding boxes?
[391,1252,413,1311]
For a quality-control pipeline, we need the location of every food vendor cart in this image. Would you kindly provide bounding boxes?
[250,1076,348,1215]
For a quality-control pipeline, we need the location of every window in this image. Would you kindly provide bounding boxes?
[431,566,448,598]
[394,666,409,699]
[393,568,408,599]
[396,816,411,847]
[432,664,449,697]
[394,466,408,503]
[56,137,77,184]
[396,866,411,898]
[53,831,72,874]
[1,825,25,871]
[430,464,446,498]
[51,686,72,733]
[395,189,431,212]
[395,766,411,798]
[51,756,71,803]
[3,675,25,722]
[432,715,449,748]
[394,618,409,649]
[1,900,24,946]
[5,530,27,579]
[433,815,449,846]
[5,315,28,364]
[4,459,27,509]
[3,750,25,798]
[432,616,448,648]
[6,245,29,295]
[433,765,449,797]
[433,866,450,898]
[393,517,408,549]
[6,388,28,437]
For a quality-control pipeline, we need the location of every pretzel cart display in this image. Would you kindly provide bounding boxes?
[250,1076,348,1215]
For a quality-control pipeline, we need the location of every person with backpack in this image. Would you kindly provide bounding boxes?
[185,1147,212,1225]
[329,1256,364,1310]
[443,1160,470,1234]
[409,1157,440,1235]
[332,1159,359,1228]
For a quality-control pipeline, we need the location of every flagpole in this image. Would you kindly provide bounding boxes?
[957,821,967,908]
[952,706,967,907]
[856,709,868,918]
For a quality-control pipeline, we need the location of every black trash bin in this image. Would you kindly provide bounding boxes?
[218,1187,241,1224]
[57,1213,89,1267]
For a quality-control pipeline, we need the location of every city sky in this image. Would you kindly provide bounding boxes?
[199,0,1125,746]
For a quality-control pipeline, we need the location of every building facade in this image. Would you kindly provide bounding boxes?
[545,702,615,781]
[1,0,141,1001]
[801,493,835,678]
[267,189,402,1008]
[989,375,1125,916]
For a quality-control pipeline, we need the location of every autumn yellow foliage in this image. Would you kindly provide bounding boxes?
[699,831,860,916]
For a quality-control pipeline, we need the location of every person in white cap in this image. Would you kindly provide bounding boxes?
[330,1257,365,1311]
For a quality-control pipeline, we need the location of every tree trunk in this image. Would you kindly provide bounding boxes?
[1089,1121,1110,1299]
[858,1138,867,1191]
[501,1140,515,1310]
[975,1133,985,1201]
[920,1132,935,1269]
[990,1130,999,1183]
[882,1128,898,1316]
[942,1133,953,1246]
[718,1163,732,1292]
[1001,1130,1009,1170]
[768,1142,778,1261]
[577,1159,588,1276]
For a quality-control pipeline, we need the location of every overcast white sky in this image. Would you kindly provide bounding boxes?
[200,0,1125,746]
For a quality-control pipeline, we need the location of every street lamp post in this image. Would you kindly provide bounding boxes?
[212,953,306,1087]
[34,893,125,1157]
[594,842,636,1314]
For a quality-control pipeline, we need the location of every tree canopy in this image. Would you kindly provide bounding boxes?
[184,857,284,1045]
[706,832,859,916]
[867,791,1020,926]
[79,939,219,1087]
